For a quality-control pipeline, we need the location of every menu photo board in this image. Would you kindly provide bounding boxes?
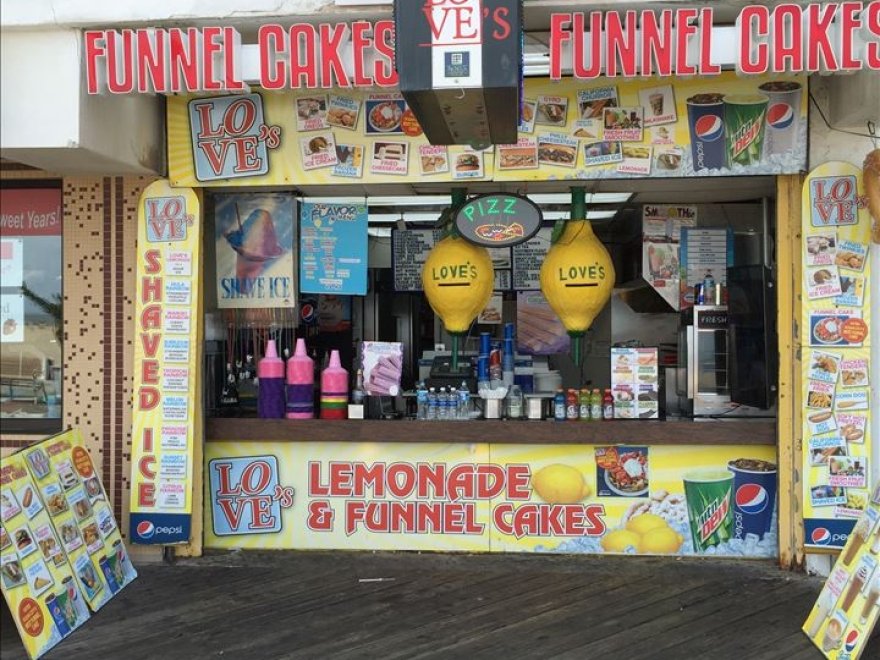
[801,162,873,552]
[610,348,659,419]
[23,430,137,611]
[1,452,91,659]
[1,429,137,659]
[803,483,880,659]
[168,73,808,187]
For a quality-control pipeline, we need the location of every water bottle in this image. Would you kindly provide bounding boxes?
[459,381,470,421]
[416,382,428,420]
[450,388,458,421]
[702,269,715,304]
[438,387,448,420]
[427,387,438,420]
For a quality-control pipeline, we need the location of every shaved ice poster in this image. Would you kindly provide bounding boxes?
[214,193,296,309]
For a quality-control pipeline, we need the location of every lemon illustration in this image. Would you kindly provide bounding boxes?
[600,529,641,553]
[625,513,668,536]
[637,527,684,555]
[421,236,494,334]
[532,464,591,504]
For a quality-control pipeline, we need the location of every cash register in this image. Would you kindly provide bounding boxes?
[425,353,477,393]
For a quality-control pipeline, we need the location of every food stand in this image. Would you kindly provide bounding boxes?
[88,5,874,564]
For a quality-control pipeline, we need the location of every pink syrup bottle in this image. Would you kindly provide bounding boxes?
[257,339,286,418]
[286,338,314,419]
[320,350,348,420]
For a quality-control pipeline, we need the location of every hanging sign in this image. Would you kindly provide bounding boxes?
[454,194,543,248]
[299,202,368,295]
[129,180,202,544]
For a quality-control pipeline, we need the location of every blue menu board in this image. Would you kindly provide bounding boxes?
[299,202,368,295]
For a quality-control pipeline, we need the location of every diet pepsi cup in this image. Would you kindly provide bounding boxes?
[758,81,802,157]
[686,93,725,171]
[728,458,777,541]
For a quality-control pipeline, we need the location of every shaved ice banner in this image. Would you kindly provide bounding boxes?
[205,441,778,557]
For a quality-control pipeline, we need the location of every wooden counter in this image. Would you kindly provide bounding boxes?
[205,418,776,445]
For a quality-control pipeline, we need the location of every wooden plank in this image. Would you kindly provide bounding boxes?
[206,418,777,446]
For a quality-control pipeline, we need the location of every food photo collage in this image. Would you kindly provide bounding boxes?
[1,430,137,658]
[802,168,873,531]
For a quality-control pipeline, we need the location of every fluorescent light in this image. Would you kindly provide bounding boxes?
[304,192,632,208]
[368,227,393,237]
[367,210,616,224]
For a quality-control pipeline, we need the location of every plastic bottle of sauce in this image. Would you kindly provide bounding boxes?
[566,389,579,421]
[553,389,566,422]
[579,388,591,421]
[602,389,614,420]
[286,338,314,419]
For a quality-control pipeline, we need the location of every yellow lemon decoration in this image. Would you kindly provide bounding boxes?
[532,464,591,504]
[600,529,642,553]
[637,527,684,555]
[625,513,668,536]
[539,220,615,336]
[421,236,494,334]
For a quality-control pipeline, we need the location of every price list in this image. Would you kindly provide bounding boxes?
[512,227,552,290]
[392,229,442,292]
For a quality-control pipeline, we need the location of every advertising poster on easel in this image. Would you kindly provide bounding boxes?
[804,482,880,659]
[24,429,138,612]
[1,452,91,659]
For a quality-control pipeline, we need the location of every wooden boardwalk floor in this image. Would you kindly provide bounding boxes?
[2,551,876,659]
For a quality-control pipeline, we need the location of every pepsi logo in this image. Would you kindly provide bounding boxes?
[767,103,795,130]
[735,484,769,515]
[811,527,831,545]
[844,628,859,652]
[136,521,155,540]
[300,303,316,324]
[694,115,724,142]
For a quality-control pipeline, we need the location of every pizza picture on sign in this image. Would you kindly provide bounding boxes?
[474,223,526,243]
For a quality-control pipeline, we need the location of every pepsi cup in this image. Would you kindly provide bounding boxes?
[728,458,777,541]
[686,93,725,171]
[758,81,802,157]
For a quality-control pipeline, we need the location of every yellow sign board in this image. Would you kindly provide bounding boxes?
[801,162,874,550]
[205,441,776,557]
[168,73,807,187]
[129,180,202,544]
[803,482,880,659]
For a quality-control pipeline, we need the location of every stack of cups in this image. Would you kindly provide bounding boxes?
[478,332,491,386]
[502,323,515,387]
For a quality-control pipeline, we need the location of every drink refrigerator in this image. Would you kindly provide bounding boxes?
[678,305,731,417]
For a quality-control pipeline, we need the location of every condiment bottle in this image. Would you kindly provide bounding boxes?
[602,389,614,420]
[257,339,286,419]
[320,350,349,420]
[286,338,314,419]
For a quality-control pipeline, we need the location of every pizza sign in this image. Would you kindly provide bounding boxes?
[455,193,543,248]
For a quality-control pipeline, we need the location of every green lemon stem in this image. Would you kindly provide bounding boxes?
[568,331,584,367]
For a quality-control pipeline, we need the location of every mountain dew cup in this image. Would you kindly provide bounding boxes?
[683,470,734,553]
[723,94,769,167]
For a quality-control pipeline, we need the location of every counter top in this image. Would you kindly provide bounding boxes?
[205,418,776,445]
